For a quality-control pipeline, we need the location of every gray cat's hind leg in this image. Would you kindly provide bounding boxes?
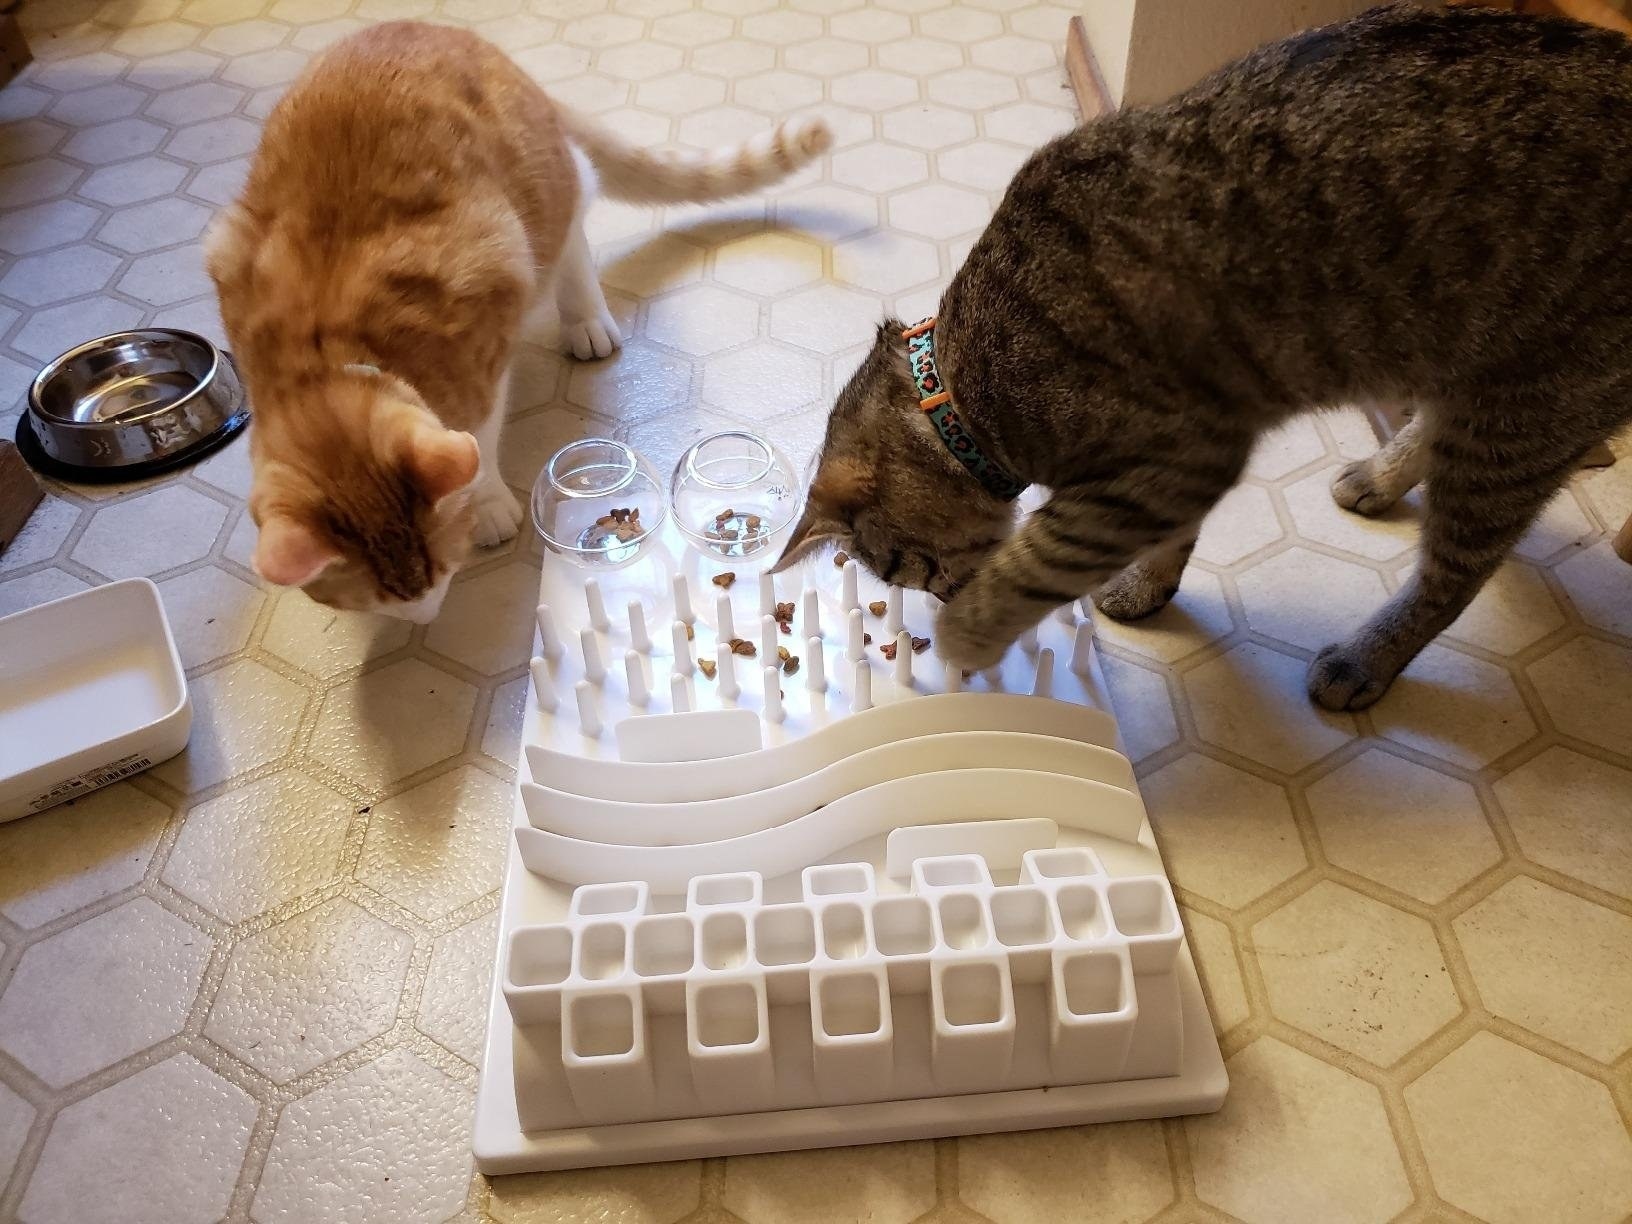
[1331,408,1430,516]
[1093,530,1199,620]
[1308,414,1582,711]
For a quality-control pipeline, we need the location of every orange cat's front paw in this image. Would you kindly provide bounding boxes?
[562,312,622,361]
[473,483,523,547]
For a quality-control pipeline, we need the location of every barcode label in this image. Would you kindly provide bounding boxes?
[28,753,155,812]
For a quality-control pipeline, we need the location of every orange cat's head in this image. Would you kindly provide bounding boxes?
[247,369,480,623]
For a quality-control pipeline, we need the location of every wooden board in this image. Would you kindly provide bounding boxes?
[1065,16,1114,121]
[0,440,44,558]
[0,8,31,91]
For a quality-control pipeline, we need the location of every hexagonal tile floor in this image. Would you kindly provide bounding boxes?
[1,1,1631,1221]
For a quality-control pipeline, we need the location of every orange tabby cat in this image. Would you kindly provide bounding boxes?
[207,20,831,621]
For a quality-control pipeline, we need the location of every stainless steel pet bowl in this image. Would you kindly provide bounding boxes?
[18,329,249,482]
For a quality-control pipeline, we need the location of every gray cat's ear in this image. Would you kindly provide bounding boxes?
[772,504,846,573]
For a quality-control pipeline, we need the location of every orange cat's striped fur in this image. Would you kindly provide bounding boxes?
[207,21,830,621]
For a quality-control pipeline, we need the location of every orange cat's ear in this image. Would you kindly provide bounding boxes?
[253,517,338,587]
[405,427,481,504]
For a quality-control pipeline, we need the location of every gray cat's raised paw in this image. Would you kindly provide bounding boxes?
[1306,643,1390,711]
[1330,459,1397,517]
[1094,569,1178,621]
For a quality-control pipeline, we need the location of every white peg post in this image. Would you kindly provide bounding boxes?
[761,614,778,664]
[805,636,826,692]
[535,604,564,660]
[717,594,735,644]
[893,629,913,687]
[670,670,690,713]
[580,628,605,684]
[1032,647,1054,698]
[625,650,649,707]
[672,621,694,674]
[529,657,558,712]
[851,658,872,713]
[847,609,865,662]
[574,681,601,738]
[763,666,784,724]
[627,601,650,654]
[945,662,962,693]
[885,586,903,636]
[1070,622,1093,675]
[673,574,695,625]
[585,578,609,631]
[759,572,775,618]
[802,588,820,639]
[717,643,739,699]
[842,559,860,612]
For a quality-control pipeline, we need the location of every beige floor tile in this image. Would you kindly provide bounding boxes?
[253,1048,473,1224]
[1253,881,1460,1065]
[1527,636,1632,756]
[1370,643,1539,770]
[1237,547,1388,654]
[356,764,512,920]
[1143,753,1306,909]
[0,782,170,928]
[1553,540,1632,638]
[0,897,209,1088]
[308,658,478,794]
[152,658,307,793]
[425,563,544,676]
[1193,483,1284,566]
[205,896,413,1082]
[1493,746,1632,900]
[488,1160,702,1224]
[958,1121,1174,1223]
[261,585,414,679]
[0,569,90,616]
[1181,907,1251,1034]
[723,1141,936,1224]
[418,911,499,1068]
[1184,642,1357,774]
[0,1080,33,1195]
[154,565,265,670]
[1282,467,1422,562]
[1187,1037,1411,1224]
[1092,566,1235,665]
[1442,559,1566,656]
[1305,749,1500,904]
[1097,653,1180,763]
[161,769,351,922]
[1453,877,1632,1063]
[69,484,226,579]
[18,1054,256,1224]
[1406,1032,1632,1224]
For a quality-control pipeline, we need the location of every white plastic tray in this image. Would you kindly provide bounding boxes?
[473,534,1227,1173]
[0,577,190,822]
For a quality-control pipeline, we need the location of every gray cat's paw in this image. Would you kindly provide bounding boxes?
[1094,567,1178,621]
[1330,460,1395,517]
[1306,643,1390,711]
[934,601,1011,672]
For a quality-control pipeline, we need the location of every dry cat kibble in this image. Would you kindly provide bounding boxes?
[698,658,717,679]
[912,636,931,654]
[715,508,734,524]
[711,572,736,589]
[685,623,695,640]
[868,600,886,617]
[833,551,849,567]
[863,632,873,646]
[777,646,791,663]
[728,638,757,658]
[783,656,800,676]
[880,641,898,661]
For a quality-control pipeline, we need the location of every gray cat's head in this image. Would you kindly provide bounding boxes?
[773,320,1016,598]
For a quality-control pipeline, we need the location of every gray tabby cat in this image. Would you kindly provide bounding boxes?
[776,3,1632,711]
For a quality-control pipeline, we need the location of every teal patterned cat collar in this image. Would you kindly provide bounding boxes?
[902,317,1027,502]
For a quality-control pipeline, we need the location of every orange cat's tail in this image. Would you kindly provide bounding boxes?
[558,107,833,205]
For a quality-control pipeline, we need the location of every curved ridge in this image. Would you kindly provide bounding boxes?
[522,732,1137,846]
[525,692,1120,802]
[513,767,1145,890]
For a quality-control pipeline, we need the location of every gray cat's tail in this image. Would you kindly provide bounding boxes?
[558,105,832,205]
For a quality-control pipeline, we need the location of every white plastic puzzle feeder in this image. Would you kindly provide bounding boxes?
[474,434,1227,1174]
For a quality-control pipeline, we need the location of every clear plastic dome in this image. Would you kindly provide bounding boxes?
[669,430,801,563]
[531,438,667,568]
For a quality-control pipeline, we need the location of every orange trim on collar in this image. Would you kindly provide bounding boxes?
[900,317,937,340]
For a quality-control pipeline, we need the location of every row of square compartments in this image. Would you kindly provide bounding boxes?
[518,940,1150,1123]
[504,851,1182,1030]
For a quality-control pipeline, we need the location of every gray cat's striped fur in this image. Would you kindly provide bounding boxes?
[779,3,1632,710]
